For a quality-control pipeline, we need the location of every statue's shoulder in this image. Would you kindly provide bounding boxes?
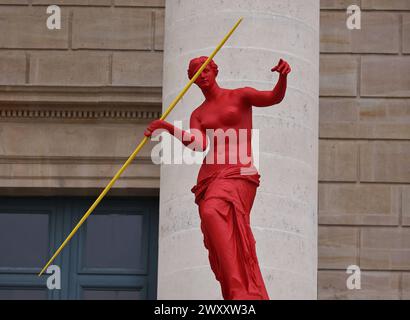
[233,86,253,93]
[191,102,205,118]
[213,87,246,99]
[235,86,253,92]
[231,86,254,100]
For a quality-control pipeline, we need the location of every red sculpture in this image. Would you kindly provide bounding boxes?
[145,57,290,300]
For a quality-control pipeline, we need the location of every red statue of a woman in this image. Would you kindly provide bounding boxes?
[145,57,290,300]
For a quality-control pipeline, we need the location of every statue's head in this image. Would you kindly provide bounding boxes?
[187,56,219,90]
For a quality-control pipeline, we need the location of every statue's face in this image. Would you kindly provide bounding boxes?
[194,65,217,90]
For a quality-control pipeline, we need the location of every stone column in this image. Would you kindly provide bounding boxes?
[158,0,319,299]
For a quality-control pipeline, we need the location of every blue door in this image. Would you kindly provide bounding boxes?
[0,197,159,300]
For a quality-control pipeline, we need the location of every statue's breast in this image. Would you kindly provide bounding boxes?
[201,104,242,129]
[220,105,242,126]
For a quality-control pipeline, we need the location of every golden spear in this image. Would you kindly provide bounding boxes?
[38,17,244,276]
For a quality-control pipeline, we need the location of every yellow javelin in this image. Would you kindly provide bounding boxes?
[38,17,244,276]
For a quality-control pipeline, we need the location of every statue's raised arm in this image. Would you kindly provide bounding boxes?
[239,58,291,107]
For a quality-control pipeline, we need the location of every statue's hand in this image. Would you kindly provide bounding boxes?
[144,119,169,137]
[271,59,291,76]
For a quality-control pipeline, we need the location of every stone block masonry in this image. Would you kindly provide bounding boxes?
[318,0,410,299]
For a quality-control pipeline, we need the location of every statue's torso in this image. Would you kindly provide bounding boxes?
[195,88,255,182]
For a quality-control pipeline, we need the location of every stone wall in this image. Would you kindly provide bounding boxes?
[0,0,165,195]
[319,0,410,299]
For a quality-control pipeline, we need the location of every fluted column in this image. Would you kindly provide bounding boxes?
[158,0,319,299]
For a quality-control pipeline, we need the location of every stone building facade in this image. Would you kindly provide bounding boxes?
[0,0,164,193]
[318,0,410,299]
[0,0,165,300]
[0,0,408,299]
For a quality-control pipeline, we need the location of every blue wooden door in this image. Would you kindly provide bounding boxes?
[0,197,159,300]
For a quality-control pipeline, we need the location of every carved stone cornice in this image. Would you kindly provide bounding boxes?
[0,85,163,122]
[0,104,162,122]
[0,85,162,104]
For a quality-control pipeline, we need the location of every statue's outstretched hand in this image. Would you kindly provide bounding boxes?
[271,59,291,76]
[144,119,169,137]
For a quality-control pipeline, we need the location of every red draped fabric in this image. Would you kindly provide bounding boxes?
[191,165,270,300]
